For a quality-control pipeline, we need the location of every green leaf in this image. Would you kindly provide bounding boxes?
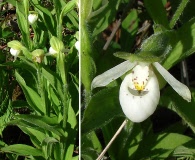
[0,99,12,136]
[134,133,192,159]
[15,71,45,114]
[30,0,56,35]
[60,0,77,18]
[52,0,62,18]
[81,87,123,135]
[88,0,121,37]
[140,31,172,59]
[88,1,108,19]
[81,131,102,160]
[64,103,78,160]
[41,67,64,102]
[169,0,190,29]
[163,18,195,69]
[173,145,195,158]
[1,144,44,157]
[172,140,195,158]
[6,0,16,6]
[2,27,14,38]
[160,88,195,133]
[8,114,66,137]
[42,137,59,159]
[19,126,47,149]
[144,0,169,29]
[174,0,195,24]
[67,11,79,29]
[120,9,139,51]
[115,31,172,63]
[16,1,31,49]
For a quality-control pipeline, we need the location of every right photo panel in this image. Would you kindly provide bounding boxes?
[81,0,195,160]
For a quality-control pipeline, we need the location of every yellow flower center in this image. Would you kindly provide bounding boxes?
[131,64,149,91]
[133,82,145,91]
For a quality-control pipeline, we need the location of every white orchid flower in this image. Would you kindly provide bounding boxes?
[10,48,21,61]
[91,60,191,123]
[28,13,38,25]
[10,48,20,57]
[75,41,80,52]
[48,46,58,55]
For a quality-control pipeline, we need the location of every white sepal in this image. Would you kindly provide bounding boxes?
[153,62,191,102]
[91,60,137,89]
[119,69,160,122]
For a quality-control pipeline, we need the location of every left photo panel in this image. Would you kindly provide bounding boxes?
[0,0,79,159]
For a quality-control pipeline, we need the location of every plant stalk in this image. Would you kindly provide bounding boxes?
[96,119,128,160]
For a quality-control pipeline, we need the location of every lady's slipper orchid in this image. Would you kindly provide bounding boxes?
[10,48,21,57]
[48,47,58,55]
[46,36,66,57]
[91,60,191,123]
[8,40,24,61]
[28,13,38,25]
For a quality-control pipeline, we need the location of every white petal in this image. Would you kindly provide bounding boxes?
[28,14,38,24]
[119,70,160,122]
[91,60,136,89]
[153,62,191,102]
[48,47,58,55]
[75,41,80,52]
[10,48,20,57]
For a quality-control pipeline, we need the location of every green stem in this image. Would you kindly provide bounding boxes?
[57,52,68,129]
[57,52,69,160]
[32,23,39,48]
[37,65,48,115]
[81,0,96,99]
[97,119,128,160]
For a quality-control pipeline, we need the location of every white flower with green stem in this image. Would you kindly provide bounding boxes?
[91,32,191,123]
[47,36,66,57]
[7,40,24,61]
[28,12,38,25]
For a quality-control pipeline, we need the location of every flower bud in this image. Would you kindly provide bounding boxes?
[10,48,21,57]
[31,49,45,63]
[49,47,58,55]
[28,13,38,25]
[75,41,80,52]
[8,40,24,60]
[50,36,65,52]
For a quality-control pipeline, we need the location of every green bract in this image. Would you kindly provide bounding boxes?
[7,40,24,50]
[114,32,172,63]
[50,36,65,53]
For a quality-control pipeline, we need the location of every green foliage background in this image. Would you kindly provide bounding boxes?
[0,0,79,159]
